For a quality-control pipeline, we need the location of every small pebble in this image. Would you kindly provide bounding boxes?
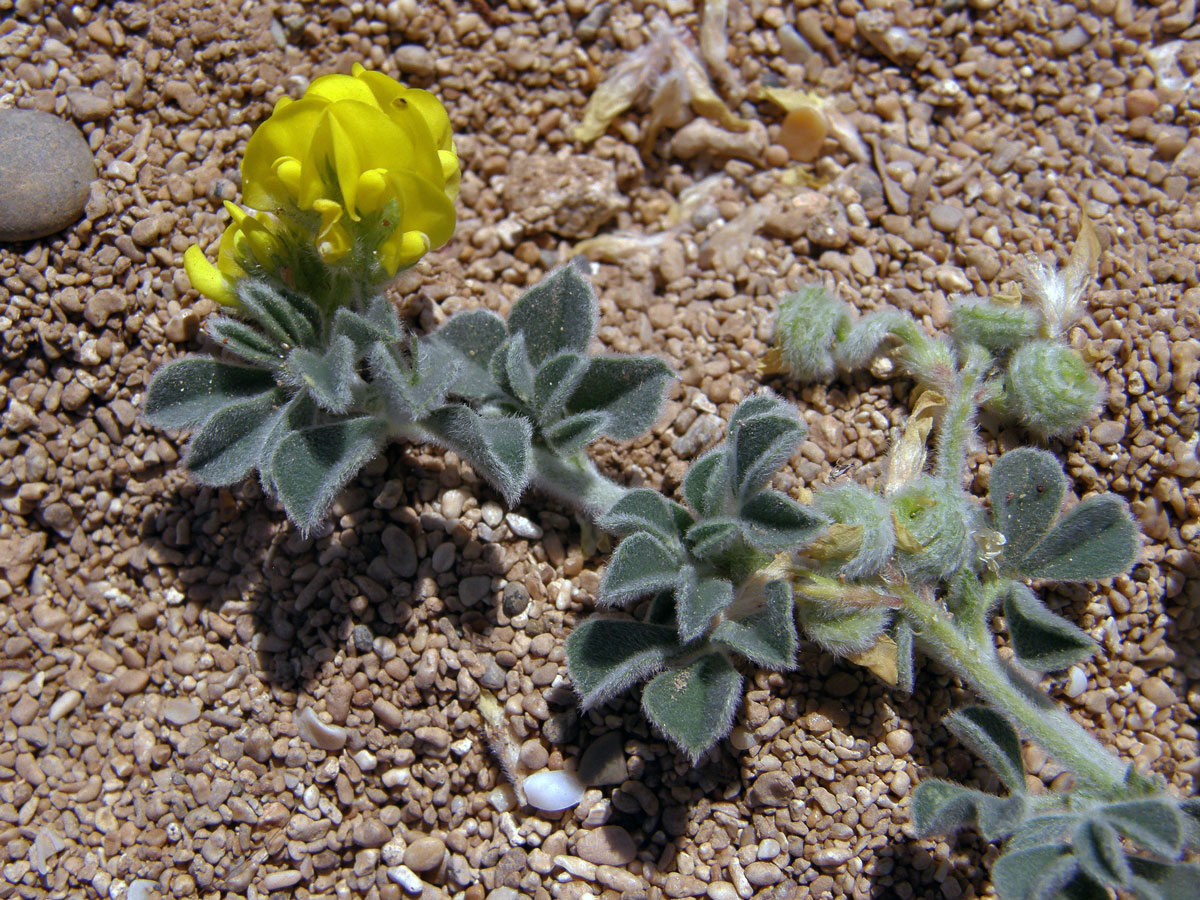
[296,706,348,752]
[522,769,586,812]
[575,825,637,866]
[0,109,95,241]
[403,836,446,872]
[162,699,201,726]
[505,512,543,539]
[387,864,424,894]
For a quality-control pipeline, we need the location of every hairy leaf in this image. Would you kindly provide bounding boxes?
[945,706,1027,792]
[1006,816,1077,853]
[330,297,403,354]
[543,411,609,455]
[1127,857,1200,900]
[797,602,889,657]
[599,532,684,607]
[641,651,742,763]
[990,448,1067,567]
[236,279,319,348]
[257,391,316,496]
[682,449,730,519]
[184,389,286,486]
[271,418,387,535]
[533,351,588,417]
[686,518,742,560]
[286,335,359,414]
[711,579,797,670]
[144,357,278,429]
[739,491,828,552]
[729,410,804,501]
[977,794,1028,842]
[369,341,457,422]
[675,569,733,643]
[1099,798,1184,857]
[566,618,679,709]
[1003,583,1096,672]
[207,316,285,368]
[951,299,1040,353]
[1020,495,1139,582]
[426,308,507,400]
[504,334,537,406]
[1073,819,1131,888]
[597,488,692,545]
[507,264,596,367]
[422,406,532,506]
[566,356,674,441]
[992,845,1074,900]
[911,779,1000,838]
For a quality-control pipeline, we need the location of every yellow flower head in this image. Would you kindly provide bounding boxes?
[242,63,459,274]
[183,65,460,305]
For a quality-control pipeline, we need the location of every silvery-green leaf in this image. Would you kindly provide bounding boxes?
[1020,495,1139,582]
[682,449,730,519]
[739,490,828,551]
[599,532,683,607]
[271,418,387,535]
[566,618,679,709]
[1003,583,1096,672]
[565,356,673,441]
[207,316,285,368]
[675,569,733,643]
[507,264,597,367]
[184,389,287,486]
[286,335,359,414]
[426,308,507,400]
[989,448,1067,567]
[711,579,796,670]
[236,279,319,348]
[144,357,278,429]
[641,651,741,764]
[945,706,1027,793]
[421,406,532,506]
[597,488,692,545]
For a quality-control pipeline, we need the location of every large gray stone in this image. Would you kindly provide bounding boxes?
[0,109,95,242]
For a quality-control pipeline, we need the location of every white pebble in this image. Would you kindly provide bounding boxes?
[387,865,424,895]
[505,512,543,539]
[488,785,517,812]
[126,880,158,900]
[261,870,303,891]
[48,689,81,723]
[481,501,504,527]
[382,767,410,788]
[162,698,200,726]
[352,749,377,772]
[1065,666,1088,699]
[296,706,348,752]
[522,769,585,812]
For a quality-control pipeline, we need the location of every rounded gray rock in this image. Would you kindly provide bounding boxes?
[0,109,95,242]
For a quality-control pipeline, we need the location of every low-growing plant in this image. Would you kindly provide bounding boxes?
[142,68,1197,900]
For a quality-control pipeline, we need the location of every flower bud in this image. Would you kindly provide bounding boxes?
[950,299,1039,353]
[1003,340,1103,438]
[768,284,852,382]
[811,483,895,579]
[890,475,977,583]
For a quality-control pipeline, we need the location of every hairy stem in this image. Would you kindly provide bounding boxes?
[530,447,631,519]
[898,584,1128,800]
[935,345,989,488]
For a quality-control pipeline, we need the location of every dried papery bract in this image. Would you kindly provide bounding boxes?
[1019,216,1100,340]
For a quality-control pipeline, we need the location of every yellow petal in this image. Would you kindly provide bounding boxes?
[356,168,391,214]
[242,98,330,210]
[184,244,238,305]
[389,171,457,250]
[438,149,461,200]
[305,72,378,107]
[272,157,304,201]
[379,229,431,274]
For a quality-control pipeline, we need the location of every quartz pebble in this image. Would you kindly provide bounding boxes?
[162,699,201,725]
[522,769,586,812]
[0,109,95,241]
[296,706,348,752]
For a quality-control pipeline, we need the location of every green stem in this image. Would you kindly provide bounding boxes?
[898,584,1128,800]
[530,447,631,519]
[935,345,988,488]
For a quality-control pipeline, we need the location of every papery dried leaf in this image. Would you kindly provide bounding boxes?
[892,513,926,552]
[825,107,869,163]
[574,231,675,262]
[884,389,945,494]
[758,85,826,113]
[574,35,669,143]
[700,0,737,88]
[669,38,751,132]
[845,633,899,685]
[642,71,693,156]
[1019,216,1100,338]
[666,173,728,227]
[805,522,865,560]
[1061,214,1100,325]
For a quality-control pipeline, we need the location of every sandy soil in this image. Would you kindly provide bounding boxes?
[0,1,1197,898]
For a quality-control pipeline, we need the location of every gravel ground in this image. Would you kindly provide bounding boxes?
[0,1,1198,899]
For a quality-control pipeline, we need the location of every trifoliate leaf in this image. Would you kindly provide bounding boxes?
[565,355,674,441]
[989,447,1067,567]
[184,389,287,487]
[1003,583,1097,672]
[599,531,684,607]
[1019,495,1139,582]
[425,308,507,401]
